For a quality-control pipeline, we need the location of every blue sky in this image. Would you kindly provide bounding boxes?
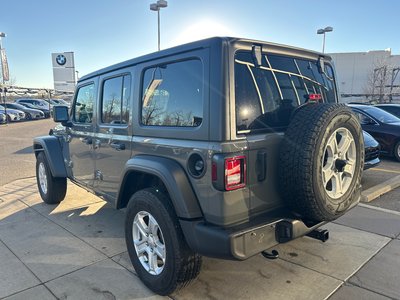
[1,0,399,88]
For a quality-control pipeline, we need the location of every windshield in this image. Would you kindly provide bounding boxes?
[22,103,38,109]
[235,51,337,133]
[363,106,400,123]
[8,103,25,110]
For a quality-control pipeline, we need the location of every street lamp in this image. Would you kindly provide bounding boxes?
[0,32,6,84]
[150,0,168,51]
[0,32,6,124]
[317,26,333,53]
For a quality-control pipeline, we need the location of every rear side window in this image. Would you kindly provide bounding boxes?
[101,74,131,124]
[141,59,203,127]
[73,84,95,123]
[235,51,337,133]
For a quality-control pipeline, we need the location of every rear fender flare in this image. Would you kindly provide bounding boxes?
[117,155,203,219]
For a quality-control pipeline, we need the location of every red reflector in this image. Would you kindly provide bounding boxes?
[225,156,246,191]
[308,93,322,101]
[212,162,218,181]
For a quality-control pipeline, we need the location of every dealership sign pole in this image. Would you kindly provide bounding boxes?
[0,32,8,124]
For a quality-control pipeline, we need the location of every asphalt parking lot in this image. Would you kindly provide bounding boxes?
[1,119,400,300]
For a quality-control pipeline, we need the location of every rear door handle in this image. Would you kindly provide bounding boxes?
[110,142,125,151]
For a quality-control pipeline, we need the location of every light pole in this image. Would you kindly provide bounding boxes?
[0,32,7,124]
[317,26,333,53]
[150,0,168,51]
[0,32,6,85]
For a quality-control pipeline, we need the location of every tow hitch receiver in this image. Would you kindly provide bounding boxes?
[306,228,329,242]
[275,219,327,243]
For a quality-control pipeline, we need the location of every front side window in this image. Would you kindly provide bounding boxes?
[101,75,131,124]
[73,84,95,123]
[353,111,375,125]
[141,59,203,127]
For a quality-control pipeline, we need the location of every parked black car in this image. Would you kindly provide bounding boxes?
[3,103,44,120]
[363,131,380,169]
[349,104,400,161]
[375,103,400,119]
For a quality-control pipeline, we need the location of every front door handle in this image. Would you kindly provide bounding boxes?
[110,142,125,151]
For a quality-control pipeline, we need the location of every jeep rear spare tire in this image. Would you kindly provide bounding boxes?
[279,103,364,222]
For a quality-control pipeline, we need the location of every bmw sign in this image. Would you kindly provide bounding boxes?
[56,54,67,66]
[52,52,76,92]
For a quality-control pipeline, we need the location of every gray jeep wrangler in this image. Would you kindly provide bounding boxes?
[34,37,364,295]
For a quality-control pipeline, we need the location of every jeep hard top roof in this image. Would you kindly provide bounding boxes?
[79,36,331,82]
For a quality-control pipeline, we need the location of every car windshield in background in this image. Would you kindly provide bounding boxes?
[363,106,400,123]
[235,51,336,133]
[7,103,26,110]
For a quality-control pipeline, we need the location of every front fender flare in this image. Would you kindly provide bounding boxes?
[33,136,67,178]
[117,155,203,219]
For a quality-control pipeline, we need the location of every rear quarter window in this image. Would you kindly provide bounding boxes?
[141,59,203,127]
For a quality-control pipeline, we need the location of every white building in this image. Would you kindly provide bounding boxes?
[329,49,400,103]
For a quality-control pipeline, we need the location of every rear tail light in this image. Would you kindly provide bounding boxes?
[225,156,246,190]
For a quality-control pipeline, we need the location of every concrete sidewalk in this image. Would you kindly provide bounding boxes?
[0,178,399,300]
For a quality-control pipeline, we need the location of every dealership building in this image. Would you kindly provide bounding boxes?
[329,49,400,103]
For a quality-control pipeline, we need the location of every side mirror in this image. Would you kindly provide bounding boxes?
[53,106,72,127]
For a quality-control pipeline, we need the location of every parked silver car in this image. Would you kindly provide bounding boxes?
[0,112,6,124]
[3,103,44,120]
[0,105,25,121]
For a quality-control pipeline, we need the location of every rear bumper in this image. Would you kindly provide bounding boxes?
[180,214,325,260]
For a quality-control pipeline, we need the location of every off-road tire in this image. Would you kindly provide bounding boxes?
[279,103,364,222]
[36,152,67,204]
[125,188,202,295]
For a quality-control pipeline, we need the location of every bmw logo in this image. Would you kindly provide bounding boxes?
[56,54,67,66]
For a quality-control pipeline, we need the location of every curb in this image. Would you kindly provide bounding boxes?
[361,174,400,202]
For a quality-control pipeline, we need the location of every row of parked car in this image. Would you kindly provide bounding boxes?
[0,98,70,123]
[349,103,400,163]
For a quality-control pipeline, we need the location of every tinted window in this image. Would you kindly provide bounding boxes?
[274,73,297,102]
[141,59,203,127]
[101,75,131,124]
[268,55,299,74]
[235,51,338,133]
[235,63,262,131]
[73,84,95,123]
[363,106,400,123]
[353,111,375,125]
[235,60,294,131]
[291,76,308,104]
